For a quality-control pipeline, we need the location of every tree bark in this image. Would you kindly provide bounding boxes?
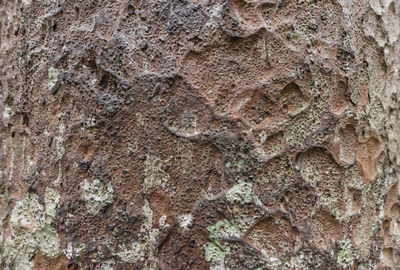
[0,0,399,269]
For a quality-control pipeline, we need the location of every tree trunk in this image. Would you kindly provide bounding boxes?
[0,0,399,269]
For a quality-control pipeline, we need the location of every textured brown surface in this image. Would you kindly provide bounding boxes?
[0,0,399,269]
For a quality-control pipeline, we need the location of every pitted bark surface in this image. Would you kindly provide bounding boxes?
[0,0,399,269]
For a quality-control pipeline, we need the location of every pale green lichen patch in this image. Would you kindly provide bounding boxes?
[54,116,66,186]
[3,105,11,119]
[204,242,229,263]
[64,242,87,260]
[204,219,240,264]
[47,67,60,91]
[81,179,114,215]
[100,259,116,270]
[45,187,60,218]
[225,158,245,173]
[2,192,61,270]
[337,237,354,268]
[202,182,269,266]
[226,180,258,205]
[113,198,169,269]
[36,224,61,258]
[256,38,268,61]
[116,241,147,264]
[209,219,240,245]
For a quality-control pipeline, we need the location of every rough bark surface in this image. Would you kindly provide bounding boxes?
[0,0,399,269]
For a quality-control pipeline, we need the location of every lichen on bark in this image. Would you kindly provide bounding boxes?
[0,0,399,269]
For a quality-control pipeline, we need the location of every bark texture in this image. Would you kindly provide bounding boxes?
[0,0,399,269]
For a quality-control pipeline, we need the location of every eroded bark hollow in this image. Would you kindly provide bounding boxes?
[0,0,399,269]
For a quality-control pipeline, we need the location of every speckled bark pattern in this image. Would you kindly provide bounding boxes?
[0,0,399,269]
